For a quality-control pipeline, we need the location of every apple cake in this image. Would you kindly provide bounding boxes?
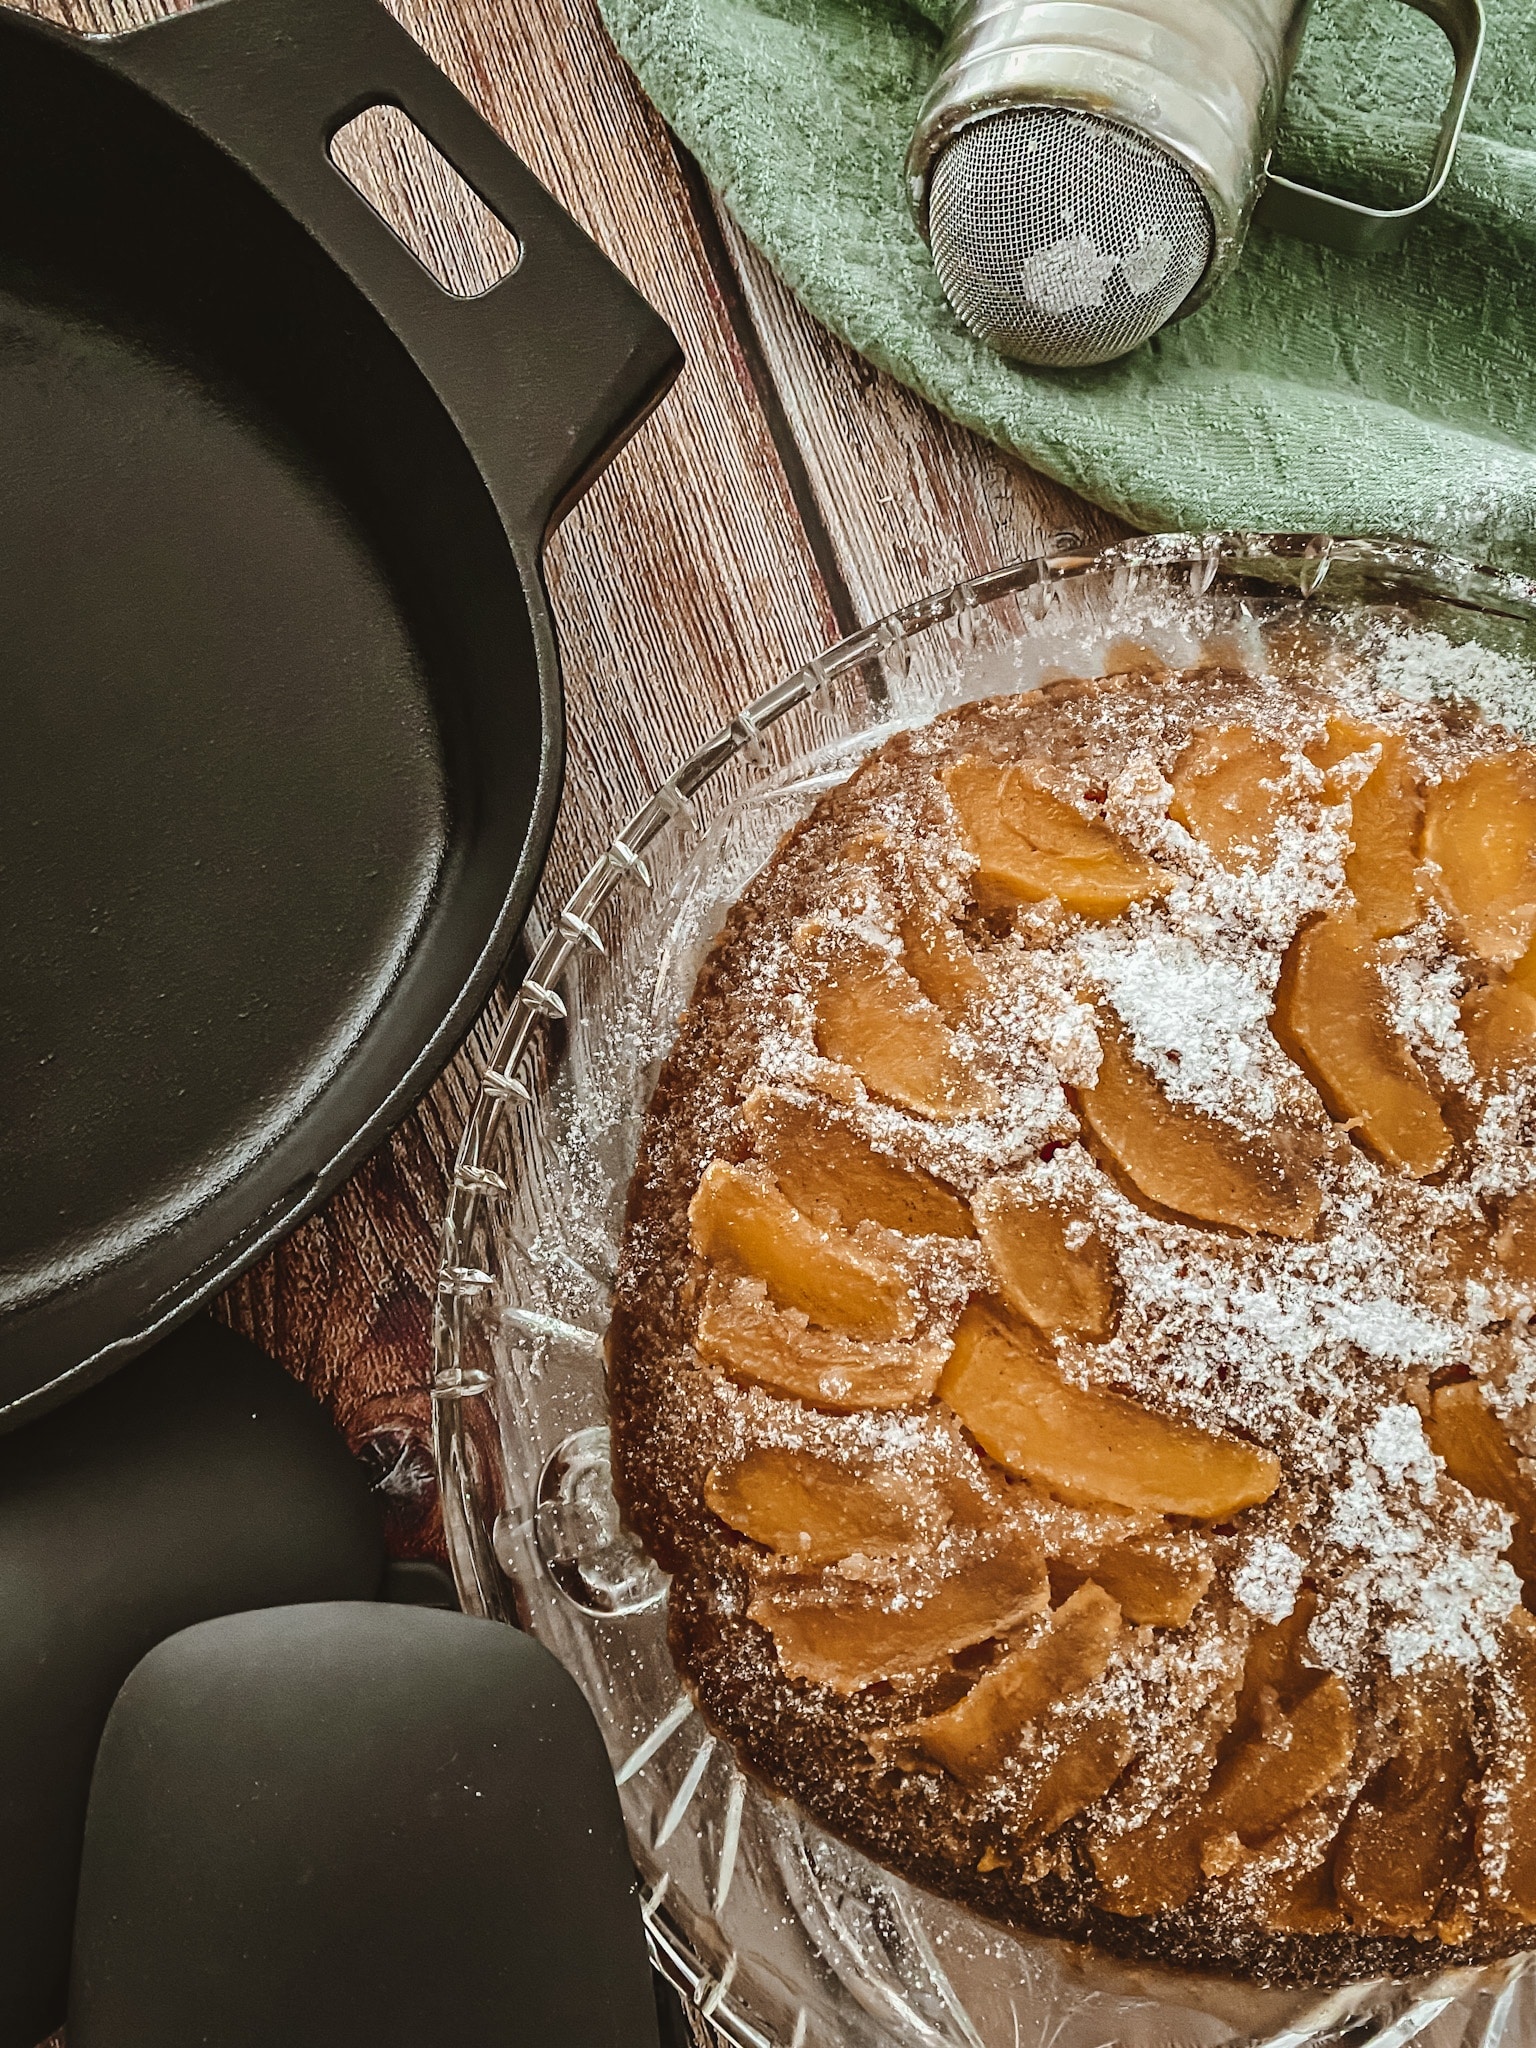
[607,653,1536,1986]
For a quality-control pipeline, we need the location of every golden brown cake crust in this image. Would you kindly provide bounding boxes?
[609,665,1536,1988]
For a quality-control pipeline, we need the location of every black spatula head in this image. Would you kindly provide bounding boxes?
[69,1603,661,2048]
[0,1317,385,2048]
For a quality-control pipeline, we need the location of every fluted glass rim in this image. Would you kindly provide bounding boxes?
[431,530,1536,2047]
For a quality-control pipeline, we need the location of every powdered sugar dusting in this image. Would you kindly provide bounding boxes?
[1312,1422,1518,1676]
[1380,917,1474,1092]
[1079,925,1284,1122]
[616,632,1536,1963]
[1232,1538,1305,1624]
[666,658,1536,1698]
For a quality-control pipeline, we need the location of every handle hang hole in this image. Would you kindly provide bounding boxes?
[330,103,521,297]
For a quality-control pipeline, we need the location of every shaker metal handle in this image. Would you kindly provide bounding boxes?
[1257,0,1484,254]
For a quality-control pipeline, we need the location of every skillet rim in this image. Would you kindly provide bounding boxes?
[0,0,681,1427]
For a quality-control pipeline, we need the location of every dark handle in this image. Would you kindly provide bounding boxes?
[92,0,682,547]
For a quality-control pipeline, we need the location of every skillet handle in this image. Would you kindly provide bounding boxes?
[92,0,682,546]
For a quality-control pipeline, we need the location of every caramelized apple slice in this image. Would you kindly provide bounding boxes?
[942,757,1170,919]
[1019,1715,1133,1842]
[743,1088,974,1241]
[916,1582,1122,1784]
[975,1183,1117,1339]
[1418,1218,1496,1320]
[811,936,997,1121]
[1206,1674,1356,1846]
[899,906,989,1024]
[694,1282,944,1413]
[939,1300,1281,1520]
[705,1446,942,1565]
[1095,1607,1321,1916]
[1425,751,1536,967]
[689,1161,916,1337]
[1101,1796,1346,1930]
[750,1532,1048,1693]
[1079,1019,1322,1238]
[1427,1378,1536,1593]
[1308,714,1423,938]
[1251,1857,1345,1935]
[1479,1608,1536,1919]
[1462,982,1536,1087]
[1496,1191,1536,1292]
[1273,910,1451,1177]
[1306,712,1377,775]
[1335,1671,1474,1931]
[1239,1593,1319,1713]
[1170,726,1295,870]
[1054,1531,1213,1627]
[1092,1802,1207,1917]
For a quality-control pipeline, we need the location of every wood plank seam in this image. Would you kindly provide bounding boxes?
[671,140,863,640]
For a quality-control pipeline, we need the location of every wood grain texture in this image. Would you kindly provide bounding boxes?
[331,101,523,296]
[712,205,1127,617]
[12,0,1103,1562]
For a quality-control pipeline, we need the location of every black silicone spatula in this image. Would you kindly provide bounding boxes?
[69,1603,662,2048]
[0,1318,386,2048]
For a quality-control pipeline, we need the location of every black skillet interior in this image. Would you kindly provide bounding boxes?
[0,0,681,1424]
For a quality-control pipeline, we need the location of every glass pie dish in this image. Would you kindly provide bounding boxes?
[432,534,1536,2048]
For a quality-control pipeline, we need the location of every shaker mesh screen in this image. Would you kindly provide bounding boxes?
[928,105,1214,368]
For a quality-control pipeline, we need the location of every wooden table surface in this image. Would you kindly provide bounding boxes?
[27,0,1125,1562]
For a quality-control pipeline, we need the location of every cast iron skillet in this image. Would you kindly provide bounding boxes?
[0,0,682,1425]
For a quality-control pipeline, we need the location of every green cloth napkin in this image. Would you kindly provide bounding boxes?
[597,0,1536,569]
